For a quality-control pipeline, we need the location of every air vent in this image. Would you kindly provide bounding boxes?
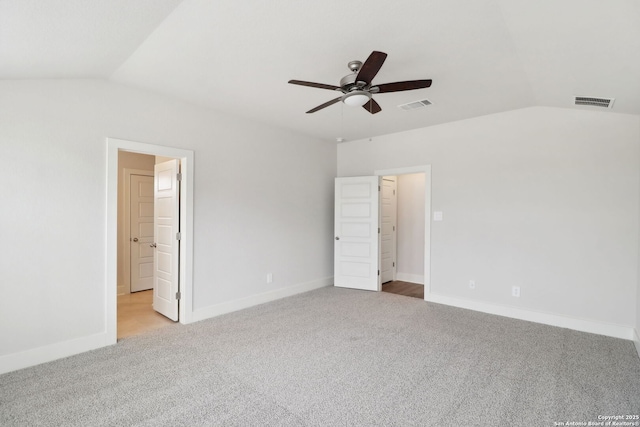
[398,99,432,111]
[574,96,614,109]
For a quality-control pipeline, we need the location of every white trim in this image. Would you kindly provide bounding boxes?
[0,332,109,375]
[634,329,640,359]
[107,138,195,348]
[121,168,154,295]
[375,165,430,175]
[374,165,431,296]
[426,293,635,341]
[191,277,333,323]
[395,273,424,284]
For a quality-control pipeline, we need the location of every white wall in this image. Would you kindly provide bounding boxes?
[0,79,336,369]
[396,173,425,283]
[339,107,640,337]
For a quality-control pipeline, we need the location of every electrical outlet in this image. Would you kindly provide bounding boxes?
[512,286,520,297]
[266,273,273,283]
[469,280,476,290]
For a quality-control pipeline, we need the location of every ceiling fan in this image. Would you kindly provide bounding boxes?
[288,51,432,114]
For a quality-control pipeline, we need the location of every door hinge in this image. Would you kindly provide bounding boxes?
[393,226,395,231]
[393,189,396,195]
[378,227,380,234]
[378,270,380,276]
[175,291,181,300]
[378,185,381,191]
[176,232,181,240]
[393,262,395,267]
[176,172,182,182]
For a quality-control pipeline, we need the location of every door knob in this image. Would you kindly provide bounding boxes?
[150,243,157,248]
[132,237,139,242]
[335,236,340,240]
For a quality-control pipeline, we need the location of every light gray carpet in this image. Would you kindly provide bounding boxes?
[1,287,639,426]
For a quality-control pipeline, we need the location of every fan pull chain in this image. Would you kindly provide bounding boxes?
[340,102,344,143]
[369,101,373,141]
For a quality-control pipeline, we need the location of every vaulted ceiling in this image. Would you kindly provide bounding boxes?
[1,0,638,142]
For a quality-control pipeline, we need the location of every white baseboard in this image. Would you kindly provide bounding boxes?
[191,276,333,323]
[425,293,635,341]
[634,329,640,359]
[0,278,333,375]
[395,273,424,284]
[6,282,629,375]
[0,332,110,375]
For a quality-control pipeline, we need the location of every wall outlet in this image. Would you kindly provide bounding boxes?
[512,286,520,297]
[469,280,476,290]
[266,273,273,283]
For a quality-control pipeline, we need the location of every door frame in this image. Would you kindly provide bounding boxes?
[122,168,154,295]
[374,165,431,299]
[106,138,195,344]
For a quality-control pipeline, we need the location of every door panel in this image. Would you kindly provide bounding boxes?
[153,159,180,321]
[381,177,397,283]
[334,176,380,291]
[130,174,154,292]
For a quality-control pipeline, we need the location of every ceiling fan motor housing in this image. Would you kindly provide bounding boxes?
[340,73,368,93]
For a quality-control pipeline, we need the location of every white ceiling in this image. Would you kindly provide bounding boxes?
[2,0,638,142]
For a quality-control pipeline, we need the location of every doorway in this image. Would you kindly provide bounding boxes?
[117,290,173,338]
[333,165,431,298]
[375,166,431,299]
[117,152,176,338]
[381,281,424,299]
[106,138,195,345]
[119,153,155,295]
[380,172,427,300]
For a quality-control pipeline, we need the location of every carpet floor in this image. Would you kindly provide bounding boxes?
[1,287,639,426]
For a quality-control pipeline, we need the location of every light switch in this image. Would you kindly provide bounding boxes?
[433,211,443,221]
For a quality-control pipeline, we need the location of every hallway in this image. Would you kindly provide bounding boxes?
[117,290,174,339]
[381,281,424,299]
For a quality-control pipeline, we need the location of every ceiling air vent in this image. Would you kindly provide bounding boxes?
[574,96,614,109]
[398,99,432,111]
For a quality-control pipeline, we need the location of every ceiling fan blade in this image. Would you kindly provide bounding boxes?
[306,97,342,113]
[355,51,387,84]
[288,80,341,91]
[375,79,432,93]
[362,98,382,114]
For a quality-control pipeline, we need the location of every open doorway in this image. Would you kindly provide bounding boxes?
[380,173,427,300]
[333,165,431,299]
[116,151,176,338]
[106,138,195,345]
[374,165,431,300]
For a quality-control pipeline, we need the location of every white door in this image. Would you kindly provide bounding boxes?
[334,176,380,291]
[380,176,397,283]
[130,174,154,292]
[153,159,180,321]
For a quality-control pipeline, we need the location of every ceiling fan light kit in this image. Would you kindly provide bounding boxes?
[288,50,432,115]
[342,90,371,107]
